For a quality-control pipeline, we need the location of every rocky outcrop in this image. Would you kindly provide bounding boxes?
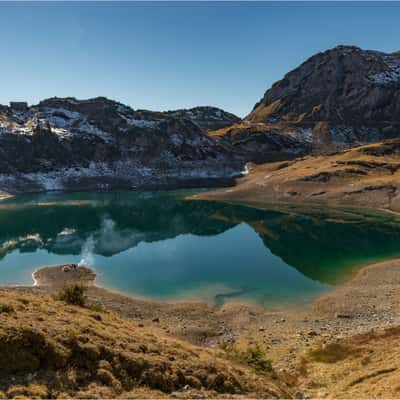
[0,97,243,193]
[210,123,311,163]
[245,45,400,151]
[167,106,241,131]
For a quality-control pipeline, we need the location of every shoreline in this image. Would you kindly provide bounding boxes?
[8,257,400,348]
[2,185,400,218]
[26,255,400,312]
[189,194,400,219]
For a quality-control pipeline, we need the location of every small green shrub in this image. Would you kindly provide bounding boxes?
[57,284,87,307]
[224,343,272,373]
[87,303,106,313]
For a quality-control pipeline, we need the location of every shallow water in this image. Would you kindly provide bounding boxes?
[1,190,400,307]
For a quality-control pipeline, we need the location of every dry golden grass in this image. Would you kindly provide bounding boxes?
[194,139,400,212]
[298,327,400,398]
[0,289,290,399]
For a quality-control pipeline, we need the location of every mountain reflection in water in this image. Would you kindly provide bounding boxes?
[0,191,399,306]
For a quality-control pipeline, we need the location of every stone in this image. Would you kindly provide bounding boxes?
[336,313,352,319]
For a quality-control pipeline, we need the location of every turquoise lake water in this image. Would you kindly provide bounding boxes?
[1,190,400,307]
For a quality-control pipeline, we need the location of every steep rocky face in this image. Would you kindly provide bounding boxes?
[210,123,310,164]
[246,45,400,151]
[0,97,243,193]
[167,106,241,131]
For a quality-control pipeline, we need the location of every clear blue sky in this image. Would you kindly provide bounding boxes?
[1,1,399,117]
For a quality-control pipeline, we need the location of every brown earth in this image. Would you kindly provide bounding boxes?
[193,139,400,212]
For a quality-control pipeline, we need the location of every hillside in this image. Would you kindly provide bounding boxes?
[4,261,400,398]
[193,139,400,212]
[212,46,400,163]
[0,97,242,193]
[0,288,289,399]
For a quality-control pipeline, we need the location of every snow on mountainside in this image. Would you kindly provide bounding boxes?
[0,97,243,193]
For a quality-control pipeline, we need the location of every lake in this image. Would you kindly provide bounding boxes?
[0,190,400,307]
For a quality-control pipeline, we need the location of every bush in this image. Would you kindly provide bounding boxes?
[224,343,272,373]
[57,284,87,307]
[0,304,14,313]
[308,343,355,363]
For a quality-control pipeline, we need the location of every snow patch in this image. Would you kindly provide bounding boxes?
[286,128,313,143]
[368,54,400,85]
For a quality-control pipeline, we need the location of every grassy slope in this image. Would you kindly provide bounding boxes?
[301,327,400,399]
[2,270,400,398]
[0,289,288,399]
[194,139,400,212]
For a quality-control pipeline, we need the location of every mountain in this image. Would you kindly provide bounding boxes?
[212,45,400,162]
[0,97,243,193]
[2,46,400,194]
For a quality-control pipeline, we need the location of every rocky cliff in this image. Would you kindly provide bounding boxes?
[0,97,243,193]
[247,45,400,150]
[212,46,400,162]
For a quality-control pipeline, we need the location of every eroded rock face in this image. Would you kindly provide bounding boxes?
[211,124,310,164]
[0,97,243,193]
[246,45,400,150]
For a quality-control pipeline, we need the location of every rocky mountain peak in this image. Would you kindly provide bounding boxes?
[245,45,400,150]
